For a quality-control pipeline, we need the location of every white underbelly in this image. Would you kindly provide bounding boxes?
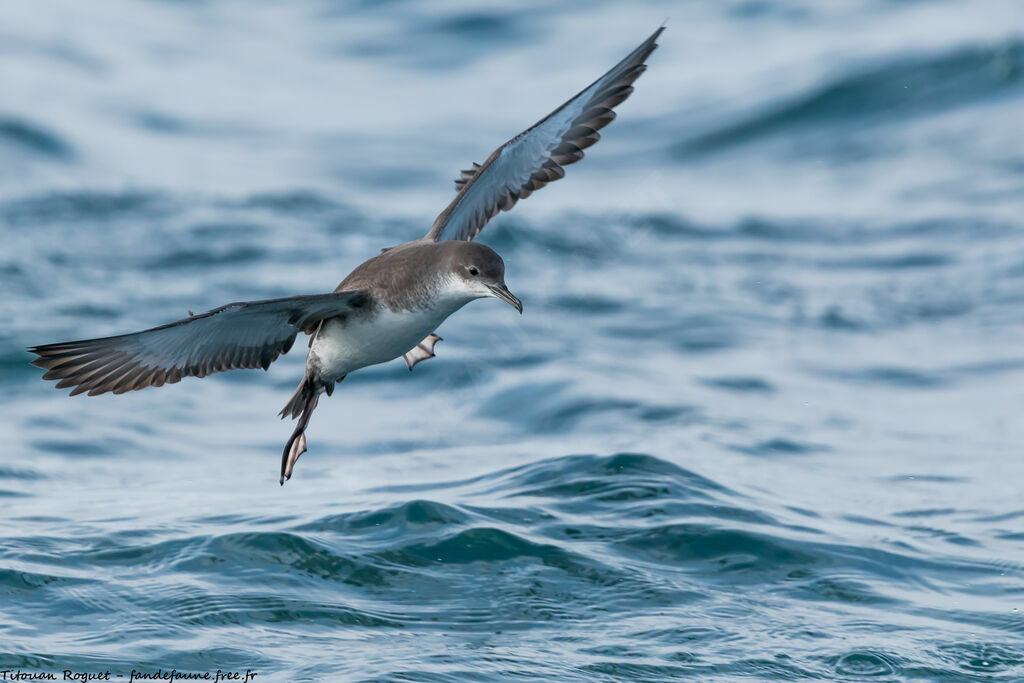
[309,306,449,379]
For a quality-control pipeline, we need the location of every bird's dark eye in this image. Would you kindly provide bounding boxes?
[468,266,479,276]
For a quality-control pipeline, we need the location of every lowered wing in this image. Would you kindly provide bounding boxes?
[30,291,369,396]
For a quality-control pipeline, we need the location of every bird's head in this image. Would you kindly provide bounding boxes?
[442,241,522,313]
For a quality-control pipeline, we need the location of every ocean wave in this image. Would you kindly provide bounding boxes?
[0,451,1020,677]
[0,117,73,159]
[675,39,1024,156]
[1,190,169,226]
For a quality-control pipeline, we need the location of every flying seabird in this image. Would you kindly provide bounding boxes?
[29,27,665,484]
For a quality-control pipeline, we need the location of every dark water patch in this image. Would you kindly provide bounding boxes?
[333,162,437,192]
[888,215,1016,241]
[346,11,530,69]
[486,351,550,371]
[732,438,830,456]
[1,191,169,226]
[793,575,898,606]
[71,535,206,572]
[904,525,981,547]
[493,453,731,504]
[25,415,85,433]
[126,108,262,140]
[54,303,122,319]
[156,592,404,629]
[374,526,571,567]
[0,349,40,386]
[188,221,268,240]
[0,262,35,296]
[633,213,725,239]
[819,251,952,270]
[675,39,1024,156]
[842,514,895,528]
[372,455,733,530]
[637,404,698,423]
[549,294,624,315]
[627,214,1021,255]
[364,533,698,615]
[555,499,780,535]
[975,509,1024,523]
[430,11,524,42]
[0,566,93,593]
[632,213,885,246]
[893,507,958,519]
[580,661,694,679]
[486,215,622,261]
[820,305,868,330]
[478,382,640,432]
[0,31,108,74]
[189,532,366,584]
[627,624,731,646]
[297,499,470,535]
[742,273,800,305]
[699,375,775,393]
[871,291,977,328]
[699,656,822,679]
[578,644,650,660]
[613,520,988,589]
[9,516,66,525]
[810,365,947,388]
[949,357,1024,380]
[238,190,344,215]
[729,0,812,22]
[29,437,135,458]
[145,245,268,270]
[187,512,301,528]
[628,213,837,244]
[545,398,641,431]
[788,506,822,519]
[133,110,188,134]
[605,313,742,353]
[616,523,819,576]
[0,117,73,159]
[737,216,825,242]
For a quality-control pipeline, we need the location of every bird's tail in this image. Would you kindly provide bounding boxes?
[278,376,339,485]
[280,377,316,420]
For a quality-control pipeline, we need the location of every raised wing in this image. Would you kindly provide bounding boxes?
[30,291,369,396]
[426,26,664,243]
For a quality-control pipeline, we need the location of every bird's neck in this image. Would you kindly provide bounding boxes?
[377,273,480,316]
[429,274,487,313]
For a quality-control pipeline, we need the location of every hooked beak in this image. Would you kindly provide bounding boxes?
[487,282,523,314]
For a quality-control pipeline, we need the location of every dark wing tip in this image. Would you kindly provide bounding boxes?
[28,352,50,370]
[29,342,80,370]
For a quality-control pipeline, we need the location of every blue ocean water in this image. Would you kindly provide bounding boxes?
[2,0,1024,680]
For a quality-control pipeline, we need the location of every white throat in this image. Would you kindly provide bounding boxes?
[434,274,493,311]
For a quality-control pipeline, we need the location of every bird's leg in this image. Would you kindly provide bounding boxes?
[279,377,342,485]
[280,392,316,485]
[403,333,442,370]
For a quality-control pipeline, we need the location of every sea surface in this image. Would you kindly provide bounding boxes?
[2,1,1024,680]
